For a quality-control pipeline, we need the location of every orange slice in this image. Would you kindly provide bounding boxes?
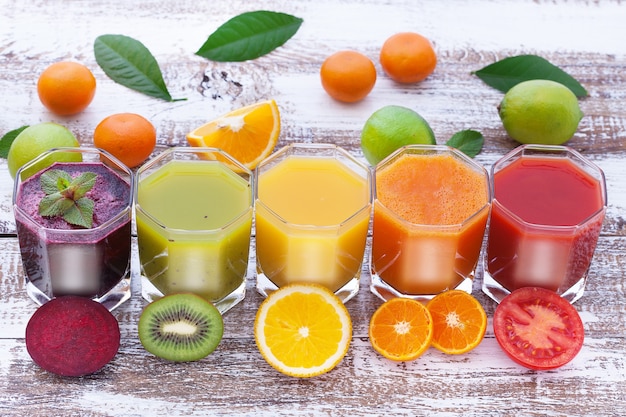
[426,290,487,355]
[254,283,352,378]
[186,99,280,169]
[368,297,433,361]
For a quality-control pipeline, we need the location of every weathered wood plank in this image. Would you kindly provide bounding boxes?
[1,336,625,416]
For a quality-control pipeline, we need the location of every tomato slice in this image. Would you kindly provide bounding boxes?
[493,287,584,370]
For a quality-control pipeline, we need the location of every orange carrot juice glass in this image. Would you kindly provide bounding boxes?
[255,143,372,303]
[370,145,491,301]
[483,145,607,304]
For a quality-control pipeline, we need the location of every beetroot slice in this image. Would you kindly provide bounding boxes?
[25,296,120,377]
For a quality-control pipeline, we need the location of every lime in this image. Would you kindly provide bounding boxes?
[360,105,435,166]
[8,122,80,179]
[499,79,583,145]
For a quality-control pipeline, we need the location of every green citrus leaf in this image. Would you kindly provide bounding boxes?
[196,11,303,62]
[0,125,28,159]
[446,130,484,158]
[472,54,588,97]
[94,34,182,101]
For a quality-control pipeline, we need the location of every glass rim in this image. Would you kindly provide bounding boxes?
[134,146,254,233]
[372,144,491,228]
[255,142,372,229]
[12,147,134,233]
[490,144,608,226]
[375,144,486,170]
[137,146,252,177]
[14,146,133,175]
[256,142,370,173]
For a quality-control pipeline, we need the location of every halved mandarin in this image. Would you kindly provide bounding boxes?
[368,297,433,361]
[186,99,280,170]
[426,290,487,355]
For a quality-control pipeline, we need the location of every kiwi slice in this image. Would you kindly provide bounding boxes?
[138,293,224,362]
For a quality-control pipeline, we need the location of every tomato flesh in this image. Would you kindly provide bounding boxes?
[493,287,584,370]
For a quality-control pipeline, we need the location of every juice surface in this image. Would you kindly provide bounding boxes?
[376,153,489,225]
[494,156,603,226]
[257,156,370,225]
[255,155,370,291]
[137,160,251,230]
[486,155,605,293]
[372,153,489,295]
[17,162,130,230]
[137,160,252,302]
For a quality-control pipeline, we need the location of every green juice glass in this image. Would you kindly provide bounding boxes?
[135,147,253,314]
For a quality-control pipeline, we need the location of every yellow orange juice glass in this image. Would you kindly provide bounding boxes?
[255,143,372,302]
[370,145,491,301]
[135,147,253,314]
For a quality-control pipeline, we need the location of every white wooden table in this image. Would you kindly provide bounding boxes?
[1,1,625,415]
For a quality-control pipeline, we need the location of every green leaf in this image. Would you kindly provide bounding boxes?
[472,54,588,97]
[196,11,303,62]
[94,34,182,101]
[38,170,98,228]
[0,126,28,159]
[71,172,97,200]
[446,130,484,158]
[39,193,75,217]
[63,198,94,228]
[40,170,72,195]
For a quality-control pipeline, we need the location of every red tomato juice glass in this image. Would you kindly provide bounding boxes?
[482,144,607,304]
[370,145,491,302]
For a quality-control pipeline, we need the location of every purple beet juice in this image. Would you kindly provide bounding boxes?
[14,161,132,301]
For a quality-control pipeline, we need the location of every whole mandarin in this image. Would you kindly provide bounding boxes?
[320,50,376,103]
[380,32,437,84]
[93,113,156,168]
[37,61,96,116]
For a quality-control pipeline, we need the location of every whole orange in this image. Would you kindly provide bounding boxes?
[37,61,96,116]
[320,50,376,103]
[93,113,156,168]
[380,32,437,84]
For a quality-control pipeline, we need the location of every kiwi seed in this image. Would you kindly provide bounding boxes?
[138,293,224,362]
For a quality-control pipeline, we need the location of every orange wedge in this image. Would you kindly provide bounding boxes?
[426,290,487,355]
[254,283,352,378]
[186,99,280,169]
[368,297,433,361]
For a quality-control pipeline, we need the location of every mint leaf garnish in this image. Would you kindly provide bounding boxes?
[446,130,484,158]
[195,11,303,62]
[38,170,98,228]
[39,194,75,217]
[64,198,95,228]
[40,169,72,195]
[68,172,97,200]
[472,54,588,97]
[94,34,185,102]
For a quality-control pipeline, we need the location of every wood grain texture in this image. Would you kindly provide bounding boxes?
[0,0,625,416]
